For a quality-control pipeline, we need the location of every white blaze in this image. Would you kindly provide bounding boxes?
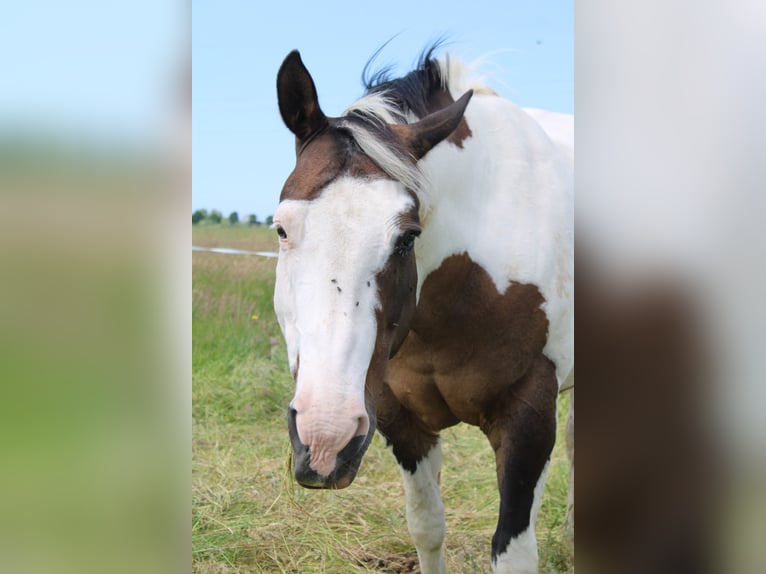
[274,177,414,476]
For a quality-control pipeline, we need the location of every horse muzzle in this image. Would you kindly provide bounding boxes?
[287,407,375,489]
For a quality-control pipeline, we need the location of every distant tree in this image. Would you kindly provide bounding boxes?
[228,211,239,225]
[247,214,258,226]
[208,210,222,224]
[265,215,274,226]
[192,209,207,225]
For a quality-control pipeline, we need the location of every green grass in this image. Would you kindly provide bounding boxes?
[193,224,573,573]
[193,223,279,252]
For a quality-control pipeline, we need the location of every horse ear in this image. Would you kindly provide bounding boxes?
[392,90,473,160]
[277,50,328,142]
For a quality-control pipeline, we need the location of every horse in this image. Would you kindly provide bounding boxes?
[272,45,573,574]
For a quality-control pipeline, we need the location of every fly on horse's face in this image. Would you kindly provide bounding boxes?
[274,51,471,489]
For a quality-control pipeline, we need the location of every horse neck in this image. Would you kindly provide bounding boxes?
[412,94,573,297]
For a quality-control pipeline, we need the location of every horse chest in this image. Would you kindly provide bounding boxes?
[384,253,550,429]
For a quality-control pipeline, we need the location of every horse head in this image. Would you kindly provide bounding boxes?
[274,50,471,488]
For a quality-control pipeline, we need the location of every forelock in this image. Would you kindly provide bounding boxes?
[334,108,426,199]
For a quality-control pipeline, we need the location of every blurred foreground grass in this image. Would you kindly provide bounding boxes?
[0,136,189,573]
[192,225,573,573]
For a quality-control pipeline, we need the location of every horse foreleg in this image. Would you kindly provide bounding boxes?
[481,356,558,574]
[377,387,446,574]
[397,440,446,574]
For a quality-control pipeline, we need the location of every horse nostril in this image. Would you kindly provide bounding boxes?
[355,414,370,438]
[287,406,302,444]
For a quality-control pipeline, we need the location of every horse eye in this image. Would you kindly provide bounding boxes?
[276,225,287,240]
[395,229,420,256]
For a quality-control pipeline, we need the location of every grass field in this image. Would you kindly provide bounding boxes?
[192,224,573,573]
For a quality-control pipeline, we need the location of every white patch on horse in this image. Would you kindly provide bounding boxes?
[274,177,415,476]
[395,443,446,574]
[492,460,549,574]
[522,108,574,165]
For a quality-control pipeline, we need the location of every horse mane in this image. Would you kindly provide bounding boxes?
[336,42,494,207]
[360,42,448,120]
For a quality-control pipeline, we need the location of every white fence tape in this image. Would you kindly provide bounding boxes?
[192,245,278,258]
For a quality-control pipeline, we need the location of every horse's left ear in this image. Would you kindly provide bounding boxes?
[277,50,329,142]
[392,90,473,160]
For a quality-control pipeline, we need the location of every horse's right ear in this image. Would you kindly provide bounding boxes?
[277,50,328,142]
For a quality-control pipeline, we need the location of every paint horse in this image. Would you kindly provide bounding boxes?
[273,47,573,574]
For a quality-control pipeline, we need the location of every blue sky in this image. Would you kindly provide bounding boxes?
[0,2,571,221]
[193,1,572,220]
[0,1,185,145]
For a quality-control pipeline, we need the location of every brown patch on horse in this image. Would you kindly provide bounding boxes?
[375,215,421,358]
[280,126,388,202]
[385,252,549,429]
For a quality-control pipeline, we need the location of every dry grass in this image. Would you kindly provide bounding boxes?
[192,224,573,573]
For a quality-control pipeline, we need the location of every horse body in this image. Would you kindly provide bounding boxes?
[274,47,573,574]
[408,78,574,381]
